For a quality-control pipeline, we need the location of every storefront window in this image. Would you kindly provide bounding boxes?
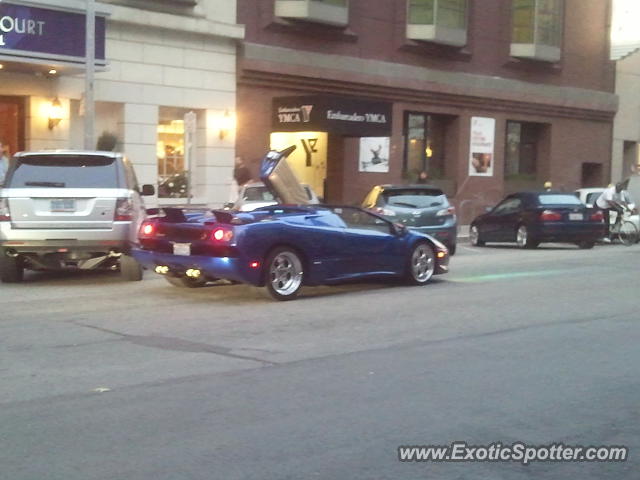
[157,108,189,198]
[404,113,448,182]
[505,121,538,179]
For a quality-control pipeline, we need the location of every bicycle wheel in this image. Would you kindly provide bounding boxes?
[615,221,638,246]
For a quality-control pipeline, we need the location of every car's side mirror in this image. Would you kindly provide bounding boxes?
[141,184,155,196]
[391,222,407,236]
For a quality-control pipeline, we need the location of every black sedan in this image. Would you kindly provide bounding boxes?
[469,192,605,249]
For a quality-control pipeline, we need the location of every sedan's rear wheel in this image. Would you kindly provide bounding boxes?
[405,242,435,285]
[469,225,484,246]
[516,225,538,249]
[265,248,304,301]
[165,275,208,288]
[0,252,24,283]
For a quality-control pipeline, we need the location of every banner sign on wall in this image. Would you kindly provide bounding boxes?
[359,137,390,173]
[273,96,392,137]
[468,117,495,177]
[0,2,106,65]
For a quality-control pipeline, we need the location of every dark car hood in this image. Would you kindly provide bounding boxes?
[259,146,311,205]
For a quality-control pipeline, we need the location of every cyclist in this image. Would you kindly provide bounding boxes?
[595,180,631,242]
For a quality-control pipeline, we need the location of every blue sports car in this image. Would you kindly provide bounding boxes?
[132,147,449,300]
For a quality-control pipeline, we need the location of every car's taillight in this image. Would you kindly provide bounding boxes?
[436,206,456,217]
[590,211,604,222]
[115,197,133,221]
[540,209,562,221]
[139,220,157,238]
[211,227,234,243]
[374,207,396,216]
[0,198,10,221]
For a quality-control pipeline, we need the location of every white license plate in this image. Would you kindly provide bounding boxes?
[569,213,583,221]
[173,243,191,256]
[50,199,76,212]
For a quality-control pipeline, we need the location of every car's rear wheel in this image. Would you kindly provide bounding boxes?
[120,254,143,281]
[165,275,208,288]
[577,240,595,249]
[405,242,435,285]
[470,225,484,246]
[265,247,304,301]
[0,252,24,283]
[516,225,538,249]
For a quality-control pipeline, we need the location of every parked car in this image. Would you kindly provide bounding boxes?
[469,191,604,249]
[228,181,320,212]
[133,146,449,300]
[362,185,457,254]
[575,186,640,231]
[0,150,155,282]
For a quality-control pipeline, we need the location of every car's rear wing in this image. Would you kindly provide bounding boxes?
[145,207,255,225]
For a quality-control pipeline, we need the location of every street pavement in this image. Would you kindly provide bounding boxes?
[0,243,638,479]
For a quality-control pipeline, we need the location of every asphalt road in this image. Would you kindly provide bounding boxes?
[1,243,638,479]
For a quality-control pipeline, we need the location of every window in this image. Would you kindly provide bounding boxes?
[407,0,467,47]
[404,113,450,182]
[505,121,539,180]
[511,0,563,62]
[157,108,191,199]
[275,0,349,27]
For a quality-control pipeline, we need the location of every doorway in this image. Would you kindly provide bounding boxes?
[0,96,25,157]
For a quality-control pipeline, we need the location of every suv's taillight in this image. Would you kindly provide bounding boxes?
[115,198,133,221]
[0,198,10,221]
[436,206,456,217]
[210,227,234,243]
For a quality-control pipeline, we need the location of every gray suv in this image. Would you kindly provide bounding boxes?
[0,150,154,282]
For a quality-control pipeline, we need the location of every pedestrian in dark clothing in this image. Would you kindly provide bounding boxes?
[233,156,252,187]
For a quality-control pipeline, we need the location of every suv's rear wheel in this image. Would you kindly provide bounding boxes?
[0,252,24,283]
[120,254,143,281]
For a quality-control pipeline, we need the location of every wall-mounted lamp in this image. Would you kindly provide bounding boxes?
[48,97,63,130]
[218,109,236,140]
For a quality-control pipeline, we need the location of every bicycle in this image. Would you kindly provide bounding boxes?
[609,207,639,246]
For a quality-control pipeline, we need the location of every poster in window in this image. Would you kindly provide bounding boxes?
[468,117,495,177]
[359,137,390,173]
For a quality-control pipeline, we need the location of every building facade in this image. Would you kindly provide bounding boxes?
[0,0,243,206]
[236,0,617,222]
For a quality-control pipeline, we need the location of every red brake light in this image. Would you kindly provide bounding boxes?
[211,227,234,242]
[249,261,260,269]
[139,221,156,238]
[540,209,562,221]
[590,211,604,222]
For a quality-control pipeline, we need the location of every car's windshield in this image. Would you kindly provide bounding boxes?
[244,186,276,202]
[5,155,122,188]
[382,189,447,208]
[538,194,583,205]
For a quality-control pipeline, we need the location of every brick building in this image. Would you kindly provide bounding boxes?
[236,0,617,222]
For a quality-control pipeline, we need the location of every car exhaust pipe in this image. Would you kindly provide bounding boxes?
[185,268,201,278]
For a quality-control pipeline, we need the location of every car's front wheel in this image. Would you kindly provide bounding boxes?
[0,252,24,283]
[265,247,304,301]
[405,242,435,286]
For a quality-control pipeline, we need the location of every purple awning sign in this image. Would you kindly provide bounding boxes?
[0,2,106,64]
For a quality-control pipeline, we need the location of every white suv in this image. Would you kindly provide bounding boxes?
[0,150,154,282]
